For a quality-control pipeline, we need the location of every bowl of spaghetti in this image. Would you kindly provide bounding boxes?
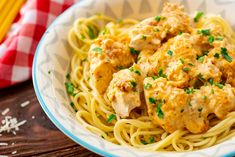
[33,0,235,156]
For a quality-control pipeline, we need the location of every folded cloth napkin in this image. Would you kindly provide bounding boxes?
[0,0,77,88]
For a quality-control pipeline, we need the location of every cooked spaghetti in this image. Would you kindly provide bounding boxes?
[65,3,235,151]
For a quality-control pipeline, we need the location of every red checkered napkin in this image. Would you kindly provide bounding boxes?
[0,0,77,88]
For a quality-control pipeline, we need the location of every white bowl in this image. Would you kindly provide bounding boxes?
[32,0,235,156]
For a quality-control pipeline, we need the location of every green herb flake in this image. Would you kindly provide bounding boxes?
[130,47,140,55]
[188,63,194,66]
[155,16,161,22]
[215,83,223,89]
[158,68,167,78]
[152,76,157,80]
[178,31,183,35]
[118,66,125,70]
[149,136,155,143]
[156,104,164,119]
[135,70,141,76]
[198,73,205,82]
[199,29,211,36]
[87,26,96,39]
[149,97,156,104]
[208,78,213,85]
[211,89,215,94]
[141,140,148,145]
[92,47,102,54]
[198,56,204,63]
[167,50,173,56]
[65,82,74,95]
[142,35,147,40]
[130,81,137,90]
[208,35,214,43]
[182,67,190,73]
[180,58,185,64]
[194,12,204,22]
[216,37,223,41]
[155,28,160,32]
[198,107,203,112]
[107,114,116,123]
[48,70,51,74]
[221,47,232,62]
[117,19,123,24]
[202,96,207,100]
[214,53,220,59]
[184,87,195,94]
[66,73,70,79]
[144,83,152,89]
[70,102,78,112]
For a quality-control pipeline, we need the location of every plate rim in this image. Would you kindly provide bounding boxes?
[32,0,235,157]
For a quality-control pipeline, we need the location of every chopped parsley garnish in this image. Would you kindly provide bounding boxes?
[149,97,156,104]
[149,136,155,143]
[158,68,167,78]
[130,47,140,55]
[194,12,204,22]
[156,104,164,119]
[198,107,203,112]
[87,26,96,39]
[188,63,194,66]
[141,140,148,145]
[155,16,161,22]
[216,37,223,41]
[117,19,123,24]
[135,70,141,75]
[202,96,207,100]
[208,78,214,85]
[81,58,88,63]
[198,29,211,36]
[208,35,214,43]
[65,82,74,95]
[198,73,205,81]
[118,66,125,70]
[142,35,147,40]
[178,31,183,35]
[180,58,185,64]
[130,81,137,90]
[215,83,223,89]
[152,76,157,80]
[211,89,215,94]
[129,67,141,75]
[214,53,220,59]
[182,67,190,73]
[48,70,51,74]
[167,50,173,56]
[221,47,232,62]
[155,28,160,32]
[184,87,195,94]
[92,47,102,54]
[144,83,152,89]
[198,56,204,63]
[66,73,70,79]
[70,102,78,112]
[107,114,116,123]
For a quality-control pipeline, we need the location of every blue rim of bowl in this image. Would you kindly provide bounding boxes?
[32,1,116,157]
[32,1,235,157]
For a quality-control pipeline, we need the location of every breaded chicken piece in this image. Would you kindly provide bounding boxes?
[144,77,235,133]
[106,64,144,118]
[129,2,191,51]
[88,35,135,94]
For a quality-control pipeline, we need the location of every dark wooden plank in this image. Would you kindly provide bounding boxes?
[0,81,99,157]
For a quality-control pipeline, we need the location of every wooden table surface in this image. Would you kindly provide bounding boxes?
[0,80,100,157]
